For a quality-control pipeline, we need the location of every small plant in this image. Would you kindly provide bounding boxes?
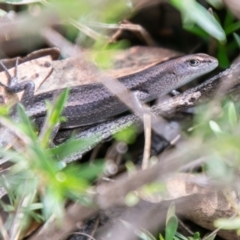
[0,89,104,238]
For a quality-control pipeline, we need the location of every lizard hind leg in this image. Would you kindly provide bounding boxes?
[0,58,35,104]
[0,57,19,88]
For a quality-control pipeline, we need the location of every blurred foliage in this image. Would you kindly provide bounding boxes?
[187,99,240,189]
[169,0,226,42]
[113,124,138,144]
[215,217,240,231]
[158,203,203,240]
[189,99,240,232]
[169,0,240,68]
[0,89,104,236]
[3,0,240,68]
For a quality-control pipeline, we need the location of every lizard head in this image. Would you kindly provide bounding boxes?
[173,53,218,86]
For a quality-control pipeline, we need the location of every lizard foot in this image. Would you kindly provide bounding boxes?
[0,58,35,103]
[0,58,19,92]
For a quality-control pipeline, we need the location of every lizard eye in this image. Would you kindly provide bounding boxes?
[189,59,200,66]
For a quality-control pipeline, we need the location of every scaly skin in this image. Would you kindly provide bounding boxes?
[0,53,218,149]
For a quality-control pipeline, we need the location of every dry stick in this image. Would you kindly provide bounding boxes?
[9,197,25,240]
[142,113,151,170]
[119,21,156,46]
[89,21,156,46]
[41,28,83,58]
[71,232,96,240]
[0,214,9,240]
[69,19,108,41]
[0,11,59,46]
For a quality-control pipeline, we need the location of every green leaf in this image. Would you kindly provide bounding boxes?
[64,160,104,182]
[0,8,7,16]
[159,234,164,240]
[0,147,26,163]
[42,188,64,220]
[193,232,200,240]
[39,88,69,147]
[49,136,98,162]
[225,22,240,35]
[224,11,235,29]
[175,232,188,240]
[16,104,37,141]
[175,232,189,240]
[51,0,131,22]
[233,33,240,49]
[203,233,216,240]
[0,105,9,116]
[209,120,222,134]
[166,203,176,224]
[138,232,156,240]
[159,234,165,240]
[206,156,229,179]
[227,102,238,128]
[54,170,89,193]
[140,182,166,199]
[29,144,58,176]
[92,41,129,69]
[165,216,178,240]
[217,43,230,68]
[113,125,137,144]
[215,217,240,229]
[184,25,208,39]
[169,0,226,42]
[206,0,223,9]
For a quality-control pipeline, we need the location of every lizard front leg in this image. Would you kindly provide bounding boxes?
[132,90,151,107]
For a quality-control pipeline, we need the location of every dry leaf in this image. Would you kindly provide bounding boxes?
[37,46,180,93]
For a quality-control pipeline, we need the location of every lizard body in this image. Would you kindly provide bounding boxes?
[4,53,218,129]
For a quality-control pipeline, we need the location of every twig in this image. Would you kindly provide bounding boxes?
[142,113,151,169]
